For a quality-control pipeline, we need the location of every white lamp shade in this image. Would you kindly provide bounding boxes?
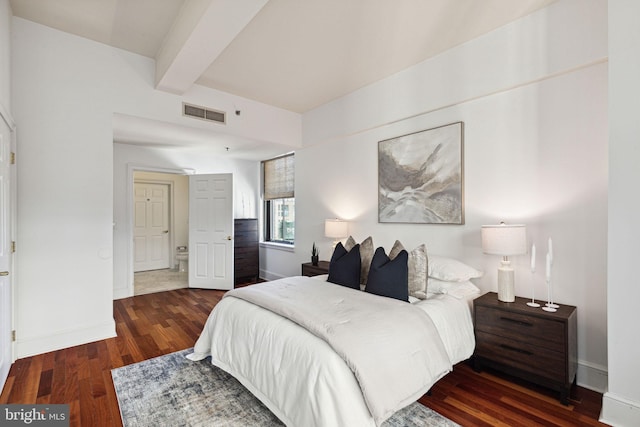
[481,224,527,256]
[324,219,349,239]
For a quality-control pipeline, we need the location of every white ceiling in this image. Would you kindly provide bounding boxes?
[10,0,555,158]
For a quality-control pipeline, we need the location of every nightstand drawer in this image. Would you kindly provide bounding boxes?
[475,305,565,352]
[475,331,565,378]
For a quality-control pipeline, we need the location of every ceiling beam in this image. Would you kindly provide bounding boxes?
[154,0,268,94]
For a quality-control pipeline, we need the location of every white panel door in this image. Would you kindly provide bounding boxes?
[133,183,170,272]
[0,119,13,390]
[188,174,233,290]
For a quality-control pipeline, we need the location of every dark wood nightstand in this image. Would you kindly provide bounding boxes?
[473,292,577,405]
[301,261,330,276]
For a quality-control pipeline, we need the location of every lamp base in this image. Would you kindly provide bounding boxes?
[497,261,515,302]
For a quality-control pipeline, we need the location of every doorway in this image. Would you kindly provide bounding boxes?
[132,171,189,295]
[133,182,170,272]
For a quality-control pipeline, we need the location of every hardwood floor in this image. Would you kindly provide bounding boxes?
[422,362,606,426]
[1,287,607,426]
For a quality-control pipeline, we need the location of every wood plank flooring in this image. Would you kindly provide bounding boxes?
[1,287,607,426]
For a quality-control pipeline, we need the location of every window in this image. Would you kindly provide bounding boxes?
[263,153,295,244]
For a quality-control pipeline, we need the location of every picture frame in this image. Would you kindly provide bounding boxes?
[378,121,464,224]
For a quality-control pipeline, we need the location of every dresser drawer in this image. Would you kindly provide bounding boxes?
[235,219,258,232]
[234,230,258,244]
[475,305,565,352]
[235,247,258,258]
[475,331,565,379]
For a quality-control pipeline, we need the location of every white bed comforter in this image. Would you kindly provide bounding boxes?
[188,276,474,427]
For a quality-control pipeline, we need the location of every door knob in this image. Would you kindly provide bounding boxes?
[163,230,169,234]
[226,236,232,241]
[0,271,8,276]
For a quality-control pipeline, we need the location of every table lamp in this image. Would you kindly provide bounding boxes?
[325,219,349,250]
[481,223,527,302]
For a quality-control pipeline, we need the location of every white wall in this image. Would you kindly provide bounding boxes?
[262,0,609,392]
[602,1,640,425]
[11,17,300,357]
[303,0,607,147]
[113,143,260,298]
[0,0,10,109]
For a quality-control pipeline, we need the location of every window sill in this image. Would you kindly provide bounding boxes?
[260,241,295,252]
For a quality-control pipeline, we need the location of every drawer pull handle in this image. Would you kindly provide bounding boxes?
[500,344,533,356]
[500,316,533,327]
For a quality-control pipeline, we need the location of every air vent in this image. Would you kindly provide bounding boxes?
[182,103,226,124]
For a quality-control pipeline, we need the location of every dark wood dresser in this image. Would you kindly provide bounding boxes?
[301,261,330,276]
[473,292,577,404]
[234,218,259,285]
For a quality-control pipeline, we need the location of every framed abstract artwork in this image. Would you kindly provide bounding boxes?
[378,122,464,224]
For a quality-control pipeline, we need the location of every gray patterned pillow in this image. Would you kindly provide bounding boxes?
[390,240,428,299]
[345,236,374,285]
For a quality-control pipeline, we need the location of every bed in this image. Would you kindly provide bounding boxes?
[188,272,477,427]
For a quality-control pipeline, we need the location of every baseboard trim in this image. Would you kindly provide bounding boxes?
[113,286,131,300]
[259,269,286,282]
[16,320,117,359]
[577,359,608,393]
[601,392,640,426]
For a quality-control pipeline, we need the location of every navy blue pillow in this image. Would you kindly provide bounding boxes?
[365,247,409,302]
[327,242,361,289]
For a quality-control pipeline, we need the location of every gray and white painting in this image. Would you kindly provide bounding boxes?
[378,122,463,224]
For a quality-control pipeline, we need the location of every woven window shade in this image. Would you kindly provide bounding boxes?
[263,153,295,200]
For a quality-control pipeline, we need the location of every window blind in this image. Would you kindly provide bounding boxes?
[263,153,295,200]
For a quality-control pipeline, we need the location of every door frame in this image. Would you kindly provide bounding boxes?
[0,102,17,387]
[125,164,194,297]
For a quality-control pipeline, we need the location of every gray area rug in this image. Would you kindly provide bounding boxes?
[112,349,460,427]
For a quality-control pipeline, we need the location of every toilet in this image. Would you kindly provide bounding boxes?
[176,247,188,272]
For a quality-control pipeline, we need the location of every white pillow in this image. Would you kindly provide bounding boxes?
[428,256,483,282]
[427,278,481,299]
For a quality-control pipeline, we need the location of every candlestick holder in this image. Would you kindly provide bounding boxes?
[546,276,560,309]
[542,278,557,312]
[527,271,540,307]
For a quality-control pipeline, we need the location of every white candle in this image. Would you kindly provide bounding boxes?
[530,244,536,273]
[548,237,553,266]
[546,252,551,282]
